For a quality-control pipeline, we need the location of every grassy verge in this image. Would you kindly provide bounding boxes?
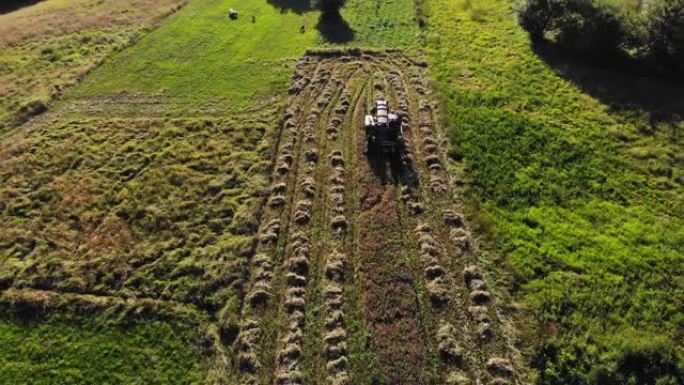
[425,0,683,383]
[0,311,207,385]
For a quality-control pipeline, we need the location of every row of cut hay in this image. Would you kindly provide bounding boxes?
[273,62,343,385]
[234,57,321,383]
[406,65,519,385]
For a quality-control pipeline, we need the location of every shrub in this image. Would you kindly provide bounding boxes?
[518,0,553,40]
[518,0,684,75]
[518,0,626,56]
[647,0,684,74]
[535,331,684,385]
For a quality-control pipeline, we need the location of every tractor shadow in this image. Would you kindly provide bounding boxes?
[366,138,419,188]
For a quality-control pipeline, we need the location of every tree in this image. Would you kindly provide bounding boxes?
[648,0,684,74]
[517,0,626,57]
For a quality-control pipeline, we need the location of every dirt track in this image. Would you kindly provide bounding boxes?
[234,51,520,385]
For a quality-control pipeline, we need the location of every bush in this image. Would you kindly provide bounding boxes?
[647,0,684,74]
[518,0,553,40]
[518,0,626,56]
[535,330,684,385]
[518,0,684,75]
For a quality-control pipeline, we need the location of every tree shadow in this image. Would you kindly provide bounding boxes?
[531,39,684,124]
[266,0,313,14]
[316,12,354,44]
[0,0,43,14]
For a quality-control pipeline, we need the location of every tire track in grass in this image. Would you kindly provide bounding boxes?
[354,56,427,385]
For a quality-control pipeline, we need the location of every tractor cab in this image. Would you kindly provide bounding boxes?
[365,100,402,155]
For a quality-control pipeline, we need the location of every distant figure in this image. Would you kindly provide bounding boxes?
[252,15,256,23]
[229,8,238,20]
[300,24,306,33]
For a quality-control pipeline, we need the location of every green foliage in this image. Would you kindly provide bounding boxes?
[647,0,684,73]
[518,0,684,73]
[518,0,626,55]
[522,0,624,51]
[0,313,208,385]
[536,329,683,385]
[426,0,683,382]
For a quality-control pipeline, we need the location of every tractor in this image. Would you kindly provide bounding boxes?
[364,100,401,156]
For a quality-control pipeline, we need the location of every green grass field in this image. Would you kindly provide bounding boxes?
[0,312,207,385]
[74,0,420,114]
[425,0,683,383]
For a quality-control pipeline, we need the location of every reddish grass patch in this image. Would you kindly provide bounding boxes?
[357,140,426,384]
[0,0,186,45]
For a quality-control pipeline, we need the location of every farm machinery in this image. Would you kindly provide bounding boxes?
[364,99,410,181]
[364,100,402,156]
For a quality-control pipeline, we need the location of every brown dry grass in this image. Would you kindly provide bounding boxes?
[0,0,186,46]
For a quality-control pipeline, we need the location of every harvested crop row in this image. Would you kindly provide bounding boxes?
[272,64,351,385]
[320,149,350,385]
[384,64,479,384]
[314,83,357,384]
[235,50,521,384]
[234,57,326,384]
[402,67,477,382]
[353,57,429,385]
[243,56,367,385]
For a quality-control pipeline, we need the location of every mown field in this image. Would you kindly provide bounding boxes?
[0,0,682,384]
